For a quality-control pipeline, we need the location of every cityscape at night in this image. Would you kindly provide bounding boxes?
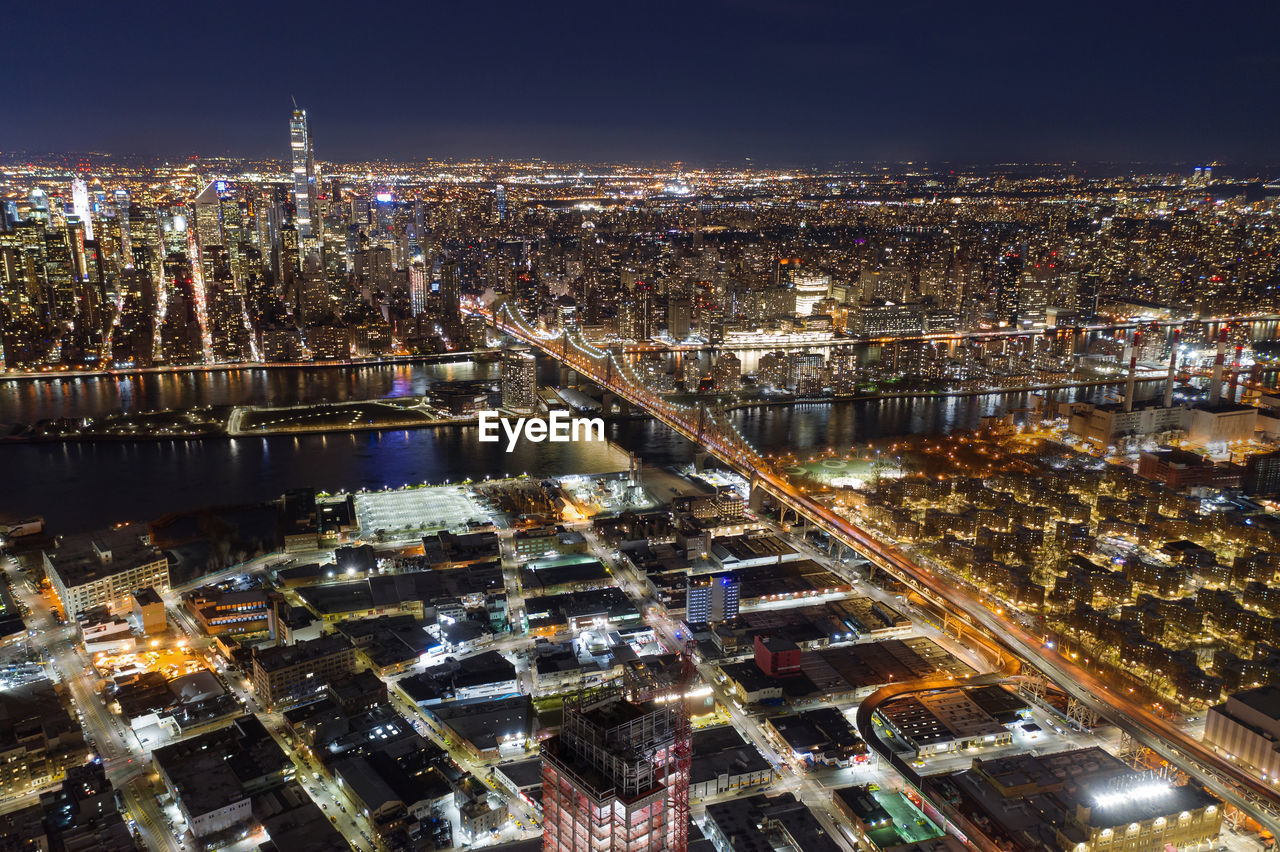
[3,2,1280,852]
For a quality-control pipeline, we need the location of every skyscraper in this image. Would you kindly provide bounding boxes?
[495,184,507,223]
[994,251,1022,328]
[541,665,691,852]
[289,106,318,244]
[70,178,93,241]
[501,349,537,413]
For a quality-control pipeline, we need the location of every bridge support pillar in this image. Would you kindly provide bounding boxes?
[1066,698,1099,731]
[601,392,616,414]
[694,446,709,472]
[559,365,576,386]
[749,483,767,514]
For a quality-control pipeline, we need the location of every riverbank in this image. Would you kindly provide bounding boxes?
[720,371,1171,411]
[1,372,1173,445]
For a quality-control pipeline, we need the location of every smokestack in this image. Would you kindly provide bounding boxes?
[1209,326,1227,406]
[1229,343,1243,403]
[1125,329,1140,412]
[1164,328,1180,409]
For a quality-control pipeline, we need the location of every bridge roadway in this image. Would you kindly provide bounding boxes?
[478,303,1280,837]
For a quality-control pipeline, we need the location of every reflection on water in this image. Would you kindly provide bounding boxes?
[0,360,1163,532]
[0,361,497,423]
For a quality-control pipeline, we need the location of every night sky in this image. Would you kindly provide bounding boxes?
[5,0,1279,165]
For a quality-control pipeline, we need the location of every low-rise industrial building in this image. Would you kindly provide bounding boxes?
[1203,684,1280,784]
[250,634,357,710]
[44,527,170,617]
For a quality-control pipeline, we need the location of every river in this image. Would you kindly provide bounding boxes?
[0,359,1153,532]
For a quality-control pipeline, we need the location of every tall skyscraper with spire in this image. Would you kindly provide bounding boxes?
[289,105,318,245]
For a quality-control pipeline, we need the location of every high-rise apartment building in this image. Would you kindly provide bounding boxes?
[501,349,537,413]
[541,672,691,852]
[709,352,740,391]
[686,573,739,624]
[786,352,825,394]
[495,184,507,222]
[994,251,1022,328]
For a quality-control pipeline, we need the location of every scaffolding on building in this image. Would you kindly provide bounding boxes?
[541,653,693,852]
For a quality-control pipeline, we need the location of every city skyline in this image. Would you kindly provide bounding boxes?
[4,9,1280,850]
[4,1,1280,164]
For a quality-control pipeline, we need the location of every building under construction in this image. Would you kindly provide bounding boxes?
[541,661,692,852]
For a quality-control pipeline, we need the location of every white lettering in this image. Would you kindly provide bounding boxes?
[501,416,524,452]
[525,418,548,442]
[549,409,571,441]
[573,417,605,442]
[476,411,607,452]
[478,410,501,442]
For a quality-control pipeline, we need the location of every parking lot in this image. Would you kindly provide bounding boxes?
[355,486,490,539]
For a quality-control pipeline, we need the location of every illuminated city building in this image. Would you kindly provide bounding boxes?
[43,527,170,617]
[1204,685,1280,784]
[501,348,537,413]
[70,177,92,241]
[289,106,319,244]
[541,667,691,852]
[686,572,739,624]
[791,271,830,316]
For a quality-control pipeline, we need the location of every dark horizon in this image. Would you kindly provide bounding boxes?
[4,150,1280,175]
[5,1,1280,165]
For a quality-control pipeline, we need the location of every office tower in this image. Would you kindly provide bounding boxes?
[541,668,691,852]
[792,271,830,316]
[495,184,507,223]
[686,573,739,624]
[773,256,802,288]
[667,294,691,339]
[501,349,537,413]
[289,106,319,243]
[1076,272,1100,323]
[994,251,1022,327]
[27,188,50,225]
[192,181,224,259]
[70,177,93,240]
[409,260,428,317]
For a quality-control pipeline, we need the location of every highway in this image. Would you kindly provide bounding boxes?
[476,300,1280,837]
